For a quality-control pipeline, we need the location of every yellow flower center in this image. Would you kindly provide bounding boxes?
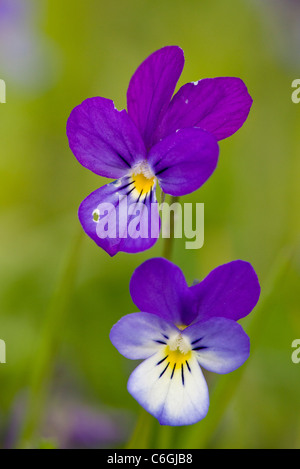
[165,345,192,369]
[130,160,156,196]
[163,333,192,375]
[133,172,155,194]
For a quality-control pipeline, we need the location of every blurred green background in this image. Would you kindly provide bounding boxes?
[0,0,299,449]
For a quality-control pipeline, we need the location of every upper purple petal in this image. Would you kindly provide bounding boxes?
[127,46,184,150]
[129,257,194,325]
[78,178,160,256]
[190,260,261,322]
[154,77,253,142]
[67,97,146,179]
[148,127,219,196]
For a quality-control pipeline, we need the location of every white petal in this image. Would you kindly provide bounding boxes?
[127,351,209,426]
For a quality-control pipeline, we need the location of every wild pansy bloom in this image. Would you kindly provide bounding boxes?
[67,46,252,256]
[110,258,260,426]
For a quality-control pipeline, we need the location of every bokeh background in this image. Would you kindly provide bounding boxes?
[0,0,299,449]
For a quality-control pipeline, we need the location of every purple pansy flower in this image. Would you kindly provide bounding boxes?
[67,46,252,256]
[110,258,260,426]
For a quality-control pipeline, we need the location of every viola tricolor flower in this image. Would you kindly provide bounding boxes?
[67,46,252,256]
[110,258,260,426]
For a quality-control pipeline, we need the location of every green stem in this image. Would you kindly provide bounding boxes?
[155,425,174,449]
[125,409,155,449]
[17,230,83,448]
[162,196,179,261]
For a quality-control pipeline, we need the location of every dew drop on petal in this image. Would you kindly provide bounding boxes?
[92,209,100,222]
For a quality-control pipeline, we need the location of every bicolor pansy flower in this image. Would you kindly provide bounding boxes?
[67,46,252,256]
[110,258,260,426]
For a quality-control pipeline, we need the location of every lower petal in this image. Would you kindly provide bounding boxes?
[127,352,209,426]
[78,177,160,256]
